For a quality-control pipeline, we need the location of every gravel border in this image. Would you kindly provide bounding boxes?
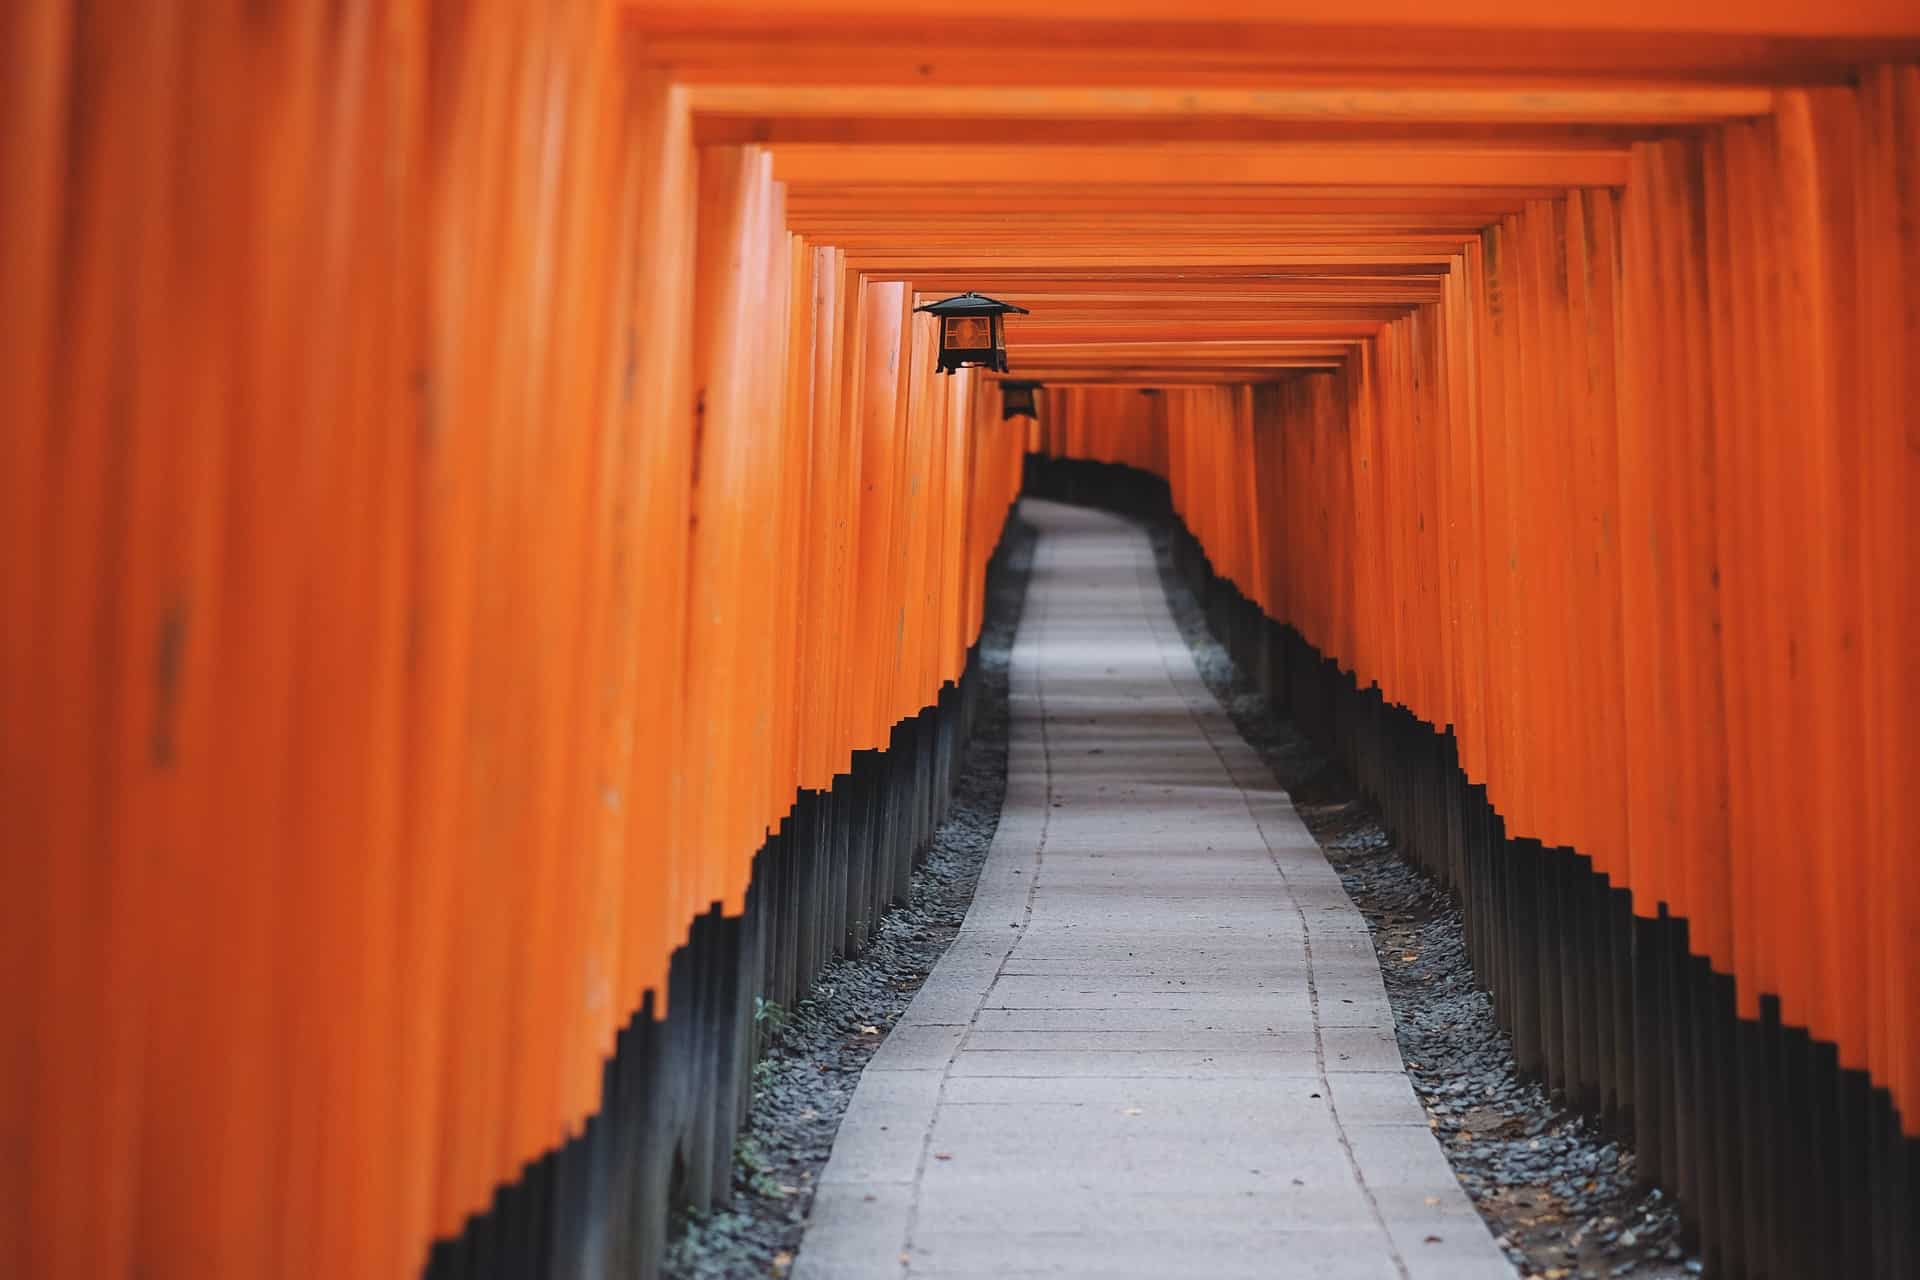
[662,518,1037,1280]
[662,502,1703,1280]
[1145,520,1703,1280]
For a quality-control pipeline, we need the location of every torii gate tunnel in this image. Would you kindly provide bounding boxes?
[2,2,1917,1278]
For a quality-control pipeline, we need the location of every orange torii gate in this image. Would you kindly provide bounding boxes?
[2,2,1916,1278]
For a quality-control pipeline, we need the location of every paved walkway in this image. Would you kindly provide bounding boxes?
[795,500,1512,1280]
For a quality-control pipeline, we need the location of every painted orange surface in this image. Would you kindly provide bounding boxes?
[2,1,1913,1276]
[1033,67,1920,1141]
[0,5,1021,1276]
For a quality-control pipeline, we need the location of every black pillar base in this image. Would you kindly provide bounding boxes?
[1023,453,1920,1280]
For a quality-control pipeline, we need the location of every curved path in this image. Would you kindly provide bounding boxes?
[795,500,1512,1280]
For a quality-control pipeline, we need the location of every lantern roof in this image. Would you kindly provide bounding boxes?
[914,291,1030,317]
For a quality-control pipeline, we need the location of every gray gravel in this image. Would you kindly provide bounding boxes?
[662,519,1037,1280]
[661,502,1701,1280]
[1146,521,1700,1280]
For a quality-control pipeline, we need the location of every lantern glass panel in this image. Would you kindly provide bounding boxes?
[945,316,990,347]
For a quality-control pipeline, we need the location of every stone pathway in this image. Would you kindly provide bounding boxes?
[794,499,1513,1280]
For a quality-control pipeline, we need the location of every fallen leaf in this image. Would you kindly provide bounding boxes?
[1401,953,1419,963]
[771,1251,794,1276]
[1423,1235,1443,1244]
[933,1152,953,1161]
[859,1025,880,1035]
[1424,1196,1441,1206]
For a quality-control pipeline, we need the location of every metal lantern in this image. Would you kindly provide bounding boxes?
[914,292,1028,374]
[999,380,1041,420]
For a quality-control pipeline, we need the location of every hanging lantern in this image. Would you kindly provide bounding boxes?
[914,292,1029,374]
[999,380,1041,420]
